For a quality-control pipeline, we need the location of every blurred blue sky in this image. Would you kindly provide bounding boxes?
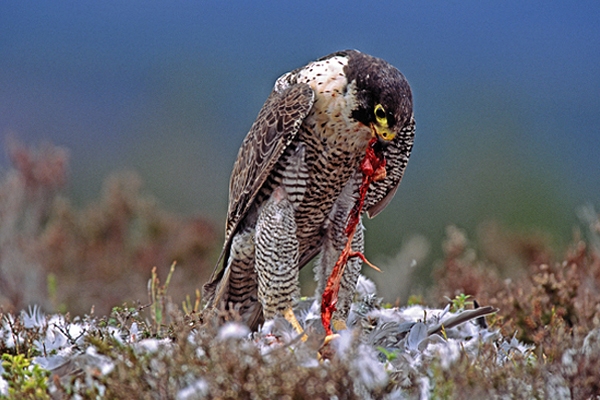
[1,1,599,261]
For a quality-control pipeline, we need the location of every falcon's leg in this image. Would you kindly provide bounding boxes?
[226,227,263,329]
[314,180,364,332]
[334,218,364,330]
[254,187,304,337]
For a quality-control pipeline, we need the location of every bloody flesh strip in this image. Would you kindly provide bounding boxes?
[320,137,387,336]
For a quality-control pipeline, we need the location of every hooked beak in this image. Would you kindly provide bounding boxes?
[370,123,396,143]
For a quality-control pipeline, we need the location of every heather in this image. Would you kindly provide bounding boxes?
[1,142,599,399]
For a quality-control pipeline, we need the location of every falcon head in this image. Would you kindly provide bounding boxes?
[340,50,413,145]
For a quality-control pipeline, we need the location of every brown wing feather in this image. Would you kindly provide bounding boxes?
[204,83,314,295]
[226,83,314,237]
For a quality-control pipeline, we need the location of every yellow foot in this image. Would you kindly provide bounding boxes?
[283,307,307,341]
[331,319,347,332]
[318,333,340,360]
[319,320,349,360]
[323,333,340,347]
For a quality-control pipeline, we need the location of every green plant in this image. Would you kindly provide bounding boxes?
[407,294,424,306]
[377,346,398,362]
[449,293,473,312]
[1,354,50,399]
[149,261,176,336]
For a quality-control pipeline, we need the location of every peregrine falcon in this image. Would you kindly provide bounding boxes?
[203,50,415,334]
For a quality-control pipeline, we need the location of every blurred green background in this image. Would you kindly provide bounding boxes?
[1,1,599,300]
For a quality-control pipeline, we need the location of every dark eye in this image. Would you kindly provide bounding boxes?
[374,104,386,119]
[374,104,388,127]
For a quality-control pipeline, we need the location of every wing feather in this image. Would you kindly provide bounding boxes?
[226,83,314,236]
[204,83,314,298]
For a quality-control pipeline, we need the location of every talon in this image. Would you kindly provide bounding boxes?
[348,251,381,272]
[323,333,340,346]
[318,333,340,361]
[283,307,307,341]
